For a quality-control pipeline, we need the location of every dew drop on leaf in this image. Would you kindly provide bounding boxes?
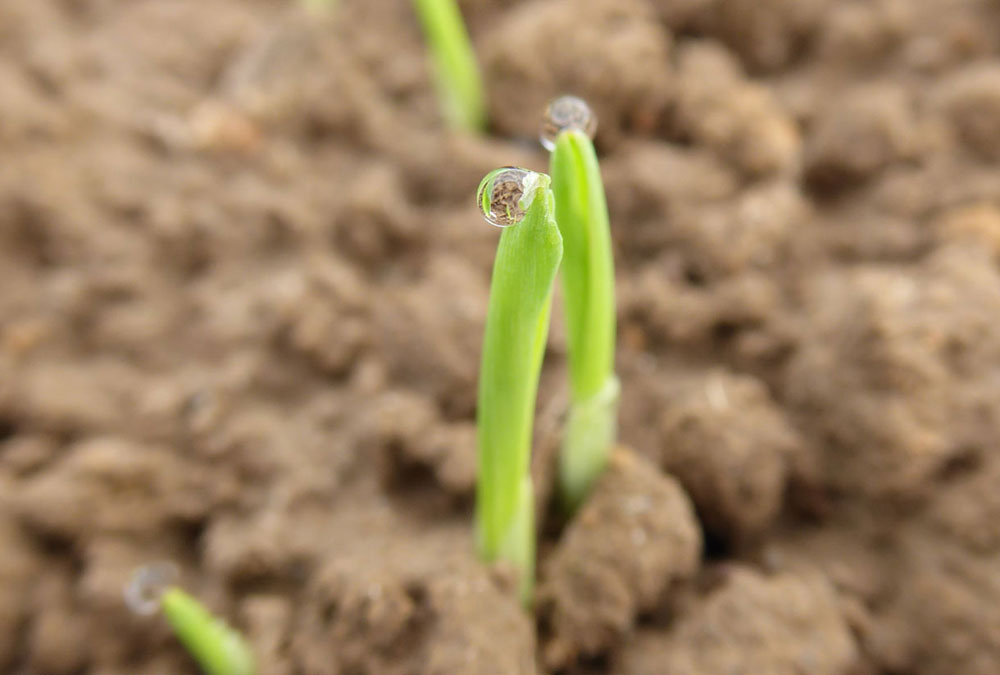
[125,562,180,616]
[540,95,597,151]
[477,167,542,227]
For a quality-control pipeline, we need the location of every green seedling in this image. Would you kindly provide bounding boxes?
[476,167,563,603]
[301,0,336,14]
[542,96,619,512]
[126,563,255,675]
[412,0,486,132]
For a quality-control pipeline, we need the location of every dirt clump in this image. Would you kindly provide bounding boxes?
[804,84,921,192]
[27,573,93,675]
[364,389,476,497]
[617,566,859,674]
[9,437,213,544]
[374,256,488,418]
[784,244,1000,498]
[645,0,713,32]
[672,43,801,178]
[294,519,535,675]
[538,448,701,668]
[701,0,831,73]
[871,459,1000,675]
[240,594,294,675]
[269,253,373,378]
[481,0,673,143]
[0,510,41,671]
[934,61,1000,161]
[934,201,1000,258]
[659,370,801,543]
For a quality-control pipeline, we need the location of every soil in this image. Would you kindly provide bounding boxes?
[2,0,1000,673]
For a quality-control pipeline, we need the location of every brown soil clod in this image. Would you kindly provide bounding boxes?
[481,0,674,144]
[874,459,1000,675]
[804,84,920,193]
[616,566,859,675]
[538,448,701,668]
[672,43,802,179]
[658,370,801,544]
[293,525,535,675]
[785,244,1000,499]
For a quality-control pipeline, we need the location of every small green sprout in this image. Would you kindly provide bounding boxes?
[543,96,620,511]
[301,0,336,14]
[476,167,563,603]
[126,563,255,675]
[413,0,486,133]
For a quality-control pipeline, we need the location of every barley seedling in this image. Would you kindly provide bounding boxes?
[413,0,486,132]
[301,0,336,14]
[126,562,255,675]
[542,96,619,511]
[476,167,563,603]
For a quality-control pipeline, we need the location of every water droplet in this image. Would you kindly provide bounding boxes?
[125,562,179,616]
[477,167,543,227]
[540,96,597,151]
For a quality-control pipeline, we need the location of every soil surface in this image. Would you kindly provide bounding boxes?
[3,0,1000,673]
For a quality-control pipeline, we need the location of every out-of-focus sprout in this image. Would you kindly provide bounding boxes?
[126,563,255,675]
[301,0,337,14]
[413,0,486,132]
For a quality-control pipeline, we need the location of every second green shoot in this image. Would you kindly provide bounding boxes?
[544,97,619,511]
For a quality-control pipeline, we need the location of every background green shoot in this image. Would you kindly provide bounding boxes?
[162,587,255,675]
[548,108,619,512]
[300,0,336,14]
[476,169,563,603]
[412,0,486,133]
[127,564,255,675]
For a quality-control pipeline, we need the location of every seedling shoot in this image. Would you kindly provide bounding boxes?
[301,0,336,14]
[543,96,620,511]
[476,167,563,603]
[413,0,486,132]
[125,563,255,675]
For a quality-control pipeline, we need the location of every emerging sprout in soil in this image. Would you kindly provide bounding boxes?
[125,561,180,616]
[413,0,486,133]
[301,0,336,14]
[126,563,255,675]
[476,167,563,603]
[543,96,620,511]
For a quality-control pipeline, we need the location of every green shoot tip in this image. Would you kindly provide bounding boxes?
[477,167,550,227]
[125,561,180,616]
[541,95,597,152]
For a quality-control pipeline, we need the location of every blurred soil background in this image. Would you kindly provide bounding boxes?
[2,0,1000,673]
